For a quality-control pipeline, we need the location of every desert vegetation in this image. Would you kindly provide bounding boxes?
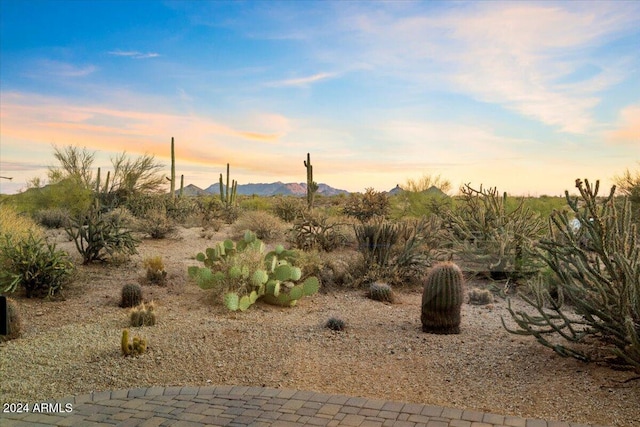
[1,144,639,425]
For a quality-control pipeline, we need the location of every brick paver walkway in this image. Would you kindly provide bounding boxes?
[0,386,608,427]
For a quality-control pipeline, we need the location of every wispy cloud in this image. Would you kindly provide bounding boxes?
[326,2,639,134]
[32,60,97,77]
[108,50,160,59]
[266,72,336,87]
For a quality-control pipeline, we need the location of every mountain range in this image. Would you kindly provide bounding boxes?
[178,182,447,197]
[179,181,349,197]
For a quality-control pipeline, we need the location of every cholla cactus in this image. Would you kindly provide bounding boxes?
[504,179,640,371]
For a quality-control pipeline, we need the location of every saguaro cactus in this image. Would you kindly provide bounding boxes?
[219,163,237,207]
[170,137,176,200]
[421,262,465,334]
[304,153,318,211]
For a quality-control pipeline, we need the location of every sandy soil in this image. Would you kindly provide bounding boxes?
[1,226,638,427]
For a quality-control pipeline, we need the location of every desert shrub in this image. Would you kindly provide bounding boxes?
[289,213,349,251]
[138,208,177,239]
[166,196,199,223]
[389,191,452,220]
[0,297,22,342]
[66,204,139,264]
[342,188,389,222]
[273,196,306,222]
[353,216,445,287]
[504,179,640,372]
[0,233,74,298]
[443,183,545,280]
[143,256,167,285]
[233,210,287,242]
[102,206,137,228]
[33,207,71,228]
[295,249,358,289]
[239,195,273,212]
[121,283,143,308]
[123,193,166,218]
[130,301,156,327]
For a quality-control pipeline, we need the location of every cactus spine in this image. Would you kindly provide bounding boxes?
[304,153,318,211]
[421,262,465,334]
[219,163,237,207]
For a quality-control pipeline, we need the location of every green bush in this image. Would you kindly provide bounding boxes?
[66,204,139,264]
[137,208,177,239]
[443,184,545,280]
[0,233,74,298]
[342,188,389,222]
[273,196,306,222]
[289,213,349,252]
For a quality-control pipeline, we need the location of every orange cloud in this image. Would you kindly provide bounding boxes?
[607,105,640,144]
[0,92,290,163]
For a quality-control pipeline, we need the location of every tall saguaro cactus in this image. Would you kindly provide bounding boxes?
[219,163,237,207]
[170,137,176,200]
[304,153,319,211]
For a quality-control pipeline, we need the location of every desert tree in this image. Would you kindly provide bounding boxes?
[402,173,452,194]
[48,145,95,188]
[106,152,166,200]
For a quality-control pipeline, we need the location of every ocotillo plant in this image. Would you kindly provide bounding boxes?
[304,153,318,211]
[219,163,238,208]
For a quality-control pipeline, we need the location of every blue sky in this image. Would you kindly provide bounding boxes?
[0,0,638,196]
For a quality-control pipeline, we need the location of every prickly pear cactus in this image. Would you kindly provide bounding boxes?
[421,262,465,334]
[121,283,142,308]
[190,235,319,311]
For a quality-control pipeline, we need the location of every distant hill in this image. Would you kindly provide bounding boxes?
[386,185,448,197]
[202,181,349,197]
[176,184,209,197]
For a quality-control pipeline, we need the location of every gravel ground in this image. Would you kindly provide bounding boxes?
[1,227,638,426]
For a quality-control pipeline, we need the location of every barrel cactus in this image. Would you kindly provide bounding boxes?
[421,262,465,334]
[0,297,22,342]
[367,282,395,303]
[121,283,142,308]
[130,301,157,327]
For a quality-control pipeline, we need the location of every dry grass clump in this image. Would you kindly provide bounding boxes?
[0,205,43,241]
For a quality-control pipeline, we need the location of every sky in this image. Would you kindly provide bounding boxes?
[0,0,638,196]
